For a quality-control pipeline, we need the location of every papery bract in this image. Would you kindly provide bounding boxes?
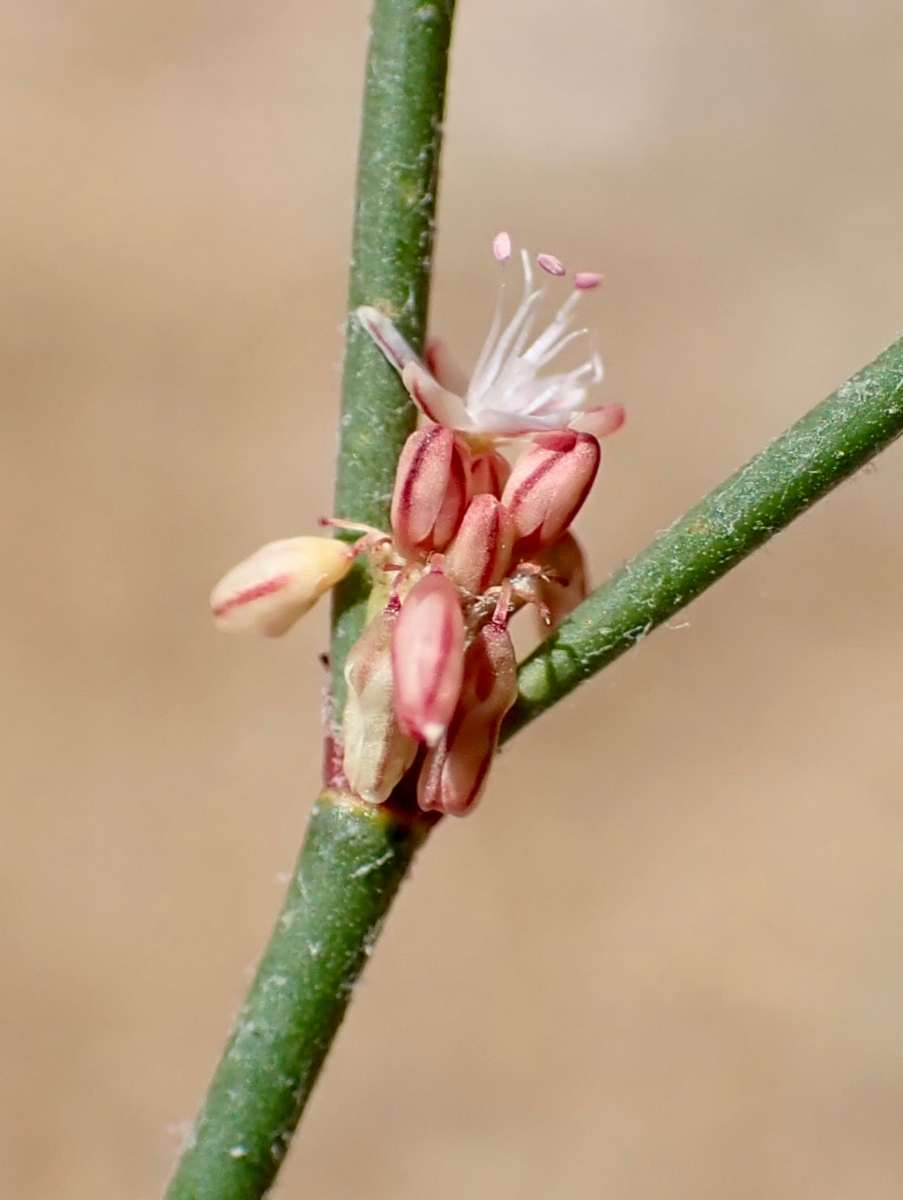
[210,536,354,637]
[445,494,515,595]
[392,571,465,746]
[342,597,418,805]
[502,429,600,557]
[390,425,472,561]
[417,615,517,816]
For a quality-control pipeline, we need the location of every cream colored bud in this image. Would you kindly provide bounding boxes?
[343,598,419,805]
[210,536,354,636]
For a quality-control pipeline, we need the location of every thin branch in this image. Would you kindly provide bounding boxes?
[504,335,903,739]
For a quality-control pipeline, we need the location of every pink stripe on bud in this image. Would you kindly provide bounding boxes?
[501,430,601,557]
[492,231,512,262]
[531,531,590,631]
[574,271,604,291]
[537,253,566,276]
[417,616,518,817]
[445,495,516,595]
[392,572,465,746]
[210,537,353,637]
[391,426,472,560]
[342,598,418,805]
[470,449,511,498]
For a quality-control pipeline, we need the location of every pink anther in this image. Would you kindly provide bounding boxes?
[492,231,512,262]
[574,271,604,291]
[537,253,566,277]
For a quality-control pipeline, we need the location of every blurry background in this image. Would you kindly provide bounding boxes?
[3,1,903,1196]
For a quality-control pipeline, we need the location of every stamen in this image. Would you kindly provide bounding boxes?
[521,289,581,365]
[537,253,566,277]
[469,259,544,402]
[574,272,604,291]
[318,516,386,539]
[492,231,512,262]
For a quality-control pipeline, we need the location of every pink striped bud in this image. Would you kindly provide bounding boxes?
[501,430,601,557]
[445,495,515,595]
[391,571,465,746]
[470,448,511,497]
[390,426,472,560]
[417,616,518,817]
[342,598,418,805]
[210,537,354,637]
[531,531,590,631]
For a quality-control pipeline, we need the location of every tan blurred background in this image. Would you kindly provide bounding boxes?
[4,1,903,1196]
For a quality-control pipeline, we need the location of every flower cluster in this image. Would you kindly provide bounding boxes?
[210,235,622,816]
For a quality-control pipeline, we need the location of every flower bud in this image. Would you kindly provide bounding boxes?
[417,618,517,817]
[470,449,511,498]
[210,537,353,637]
[445,495,515,595]
[342,598,418,805]
[391,426,472,560]
[392,571,465,746]
[531,531,590,631]
[501,430,600,557]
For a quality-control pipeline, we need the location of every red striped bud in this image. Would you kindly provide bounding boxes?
[390,426,472,560]
[445,495,515,595]
[417,617,517,817]
[470,449,511,498]
[501,430,601,557]
[210,536,354,637]
[391,571,465,746]
[342,598,418,805]
[531,531,590,631]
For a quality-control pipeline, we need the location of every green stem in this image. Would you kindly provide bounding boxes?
[166,3,454,1197]
[165,795,432,1200]
[331,0,456,710]
[503,335,903,739]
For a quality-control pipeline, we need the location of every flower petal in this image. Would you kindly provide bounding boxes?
[401,362,475,431]
[425,337,470,396]
[356,306,419,373]
[571,403,626,439]
[471,407,577,437]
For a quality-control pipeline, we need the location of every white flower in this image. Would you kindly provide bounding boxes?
[356,233,625,442]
